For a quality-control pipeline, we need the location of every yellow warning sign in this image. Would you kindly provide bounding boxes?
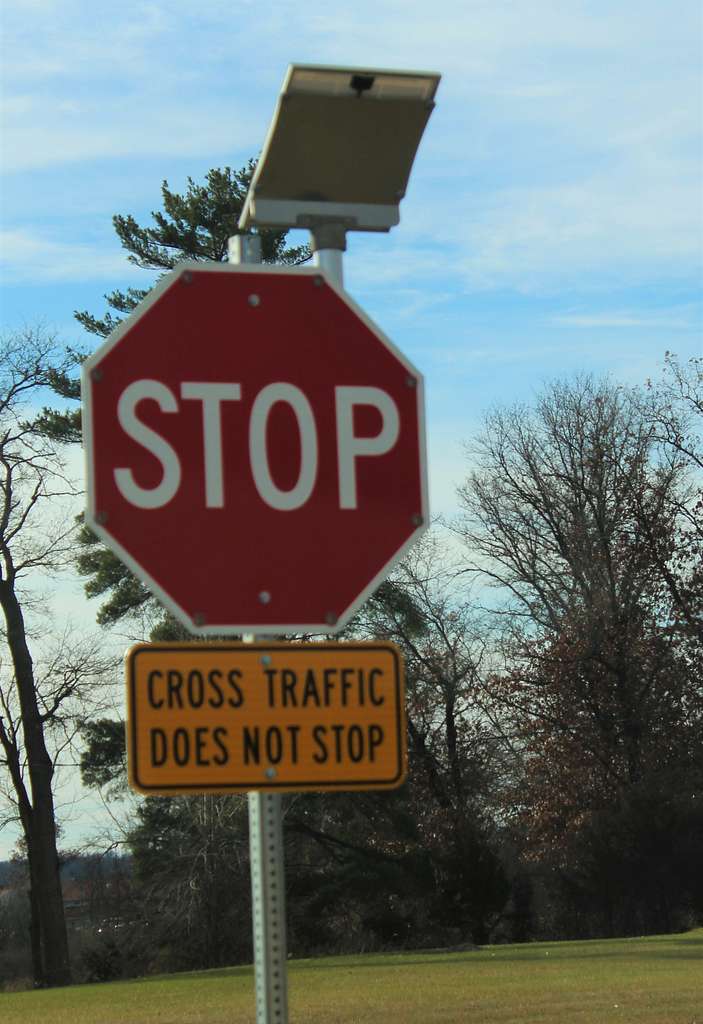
[125,642,406,794]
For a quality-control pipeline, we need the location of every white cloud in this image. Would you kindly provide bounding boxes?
[436,169,701,294]
[1,0,700,294]
[0,229,138,282]
[551,308,701,330]
[1,93,262,173]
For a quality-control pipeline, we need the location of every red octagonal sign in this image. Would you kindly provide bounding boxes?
[82,263,428,634]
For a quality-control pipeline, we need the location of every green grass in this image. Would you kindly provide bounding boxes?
[2,929,701,1023]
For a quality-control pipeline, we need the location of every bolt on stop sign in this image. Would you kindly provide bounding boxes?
[82,263,428,634]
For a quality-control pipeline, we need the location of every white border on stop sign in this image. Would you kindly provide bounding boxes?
[81,261,429,636]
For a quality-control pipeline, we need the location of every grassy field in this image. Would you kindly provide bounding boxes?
[1,929,701,1023]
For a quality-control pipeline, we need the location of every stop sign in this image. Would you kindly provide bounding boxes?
[82,263,428,634]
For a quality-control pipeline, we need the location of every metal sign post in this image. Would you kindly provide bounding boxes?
[249,791,288,1024]
[232,232,288,1021]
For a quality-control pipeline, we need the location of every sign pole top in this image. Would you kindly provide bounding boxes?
[239,63,441,234]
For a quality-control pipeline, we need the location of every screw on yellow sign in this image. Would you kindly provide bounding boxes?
[126,642,406,793]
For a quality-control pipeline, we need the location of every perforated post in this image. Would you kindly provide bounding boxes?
[248,792,289,1023]
[233,488,288,1024]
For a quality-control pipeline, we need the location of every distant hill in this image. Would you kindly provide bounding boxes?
[0,853,131,888]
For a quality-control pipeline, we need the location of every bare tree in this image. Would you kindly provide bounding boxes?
[637,354,703,641]
[454,373,703,933]
[455,374,699,780]
[0,329,115,986]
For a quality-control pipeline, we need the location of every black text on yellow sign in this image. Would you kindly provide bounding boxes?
[126,642,406,794]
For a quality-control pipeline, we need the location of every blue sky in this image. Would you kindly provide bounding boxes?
[1,0,701,517]
[0,0,701,854]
